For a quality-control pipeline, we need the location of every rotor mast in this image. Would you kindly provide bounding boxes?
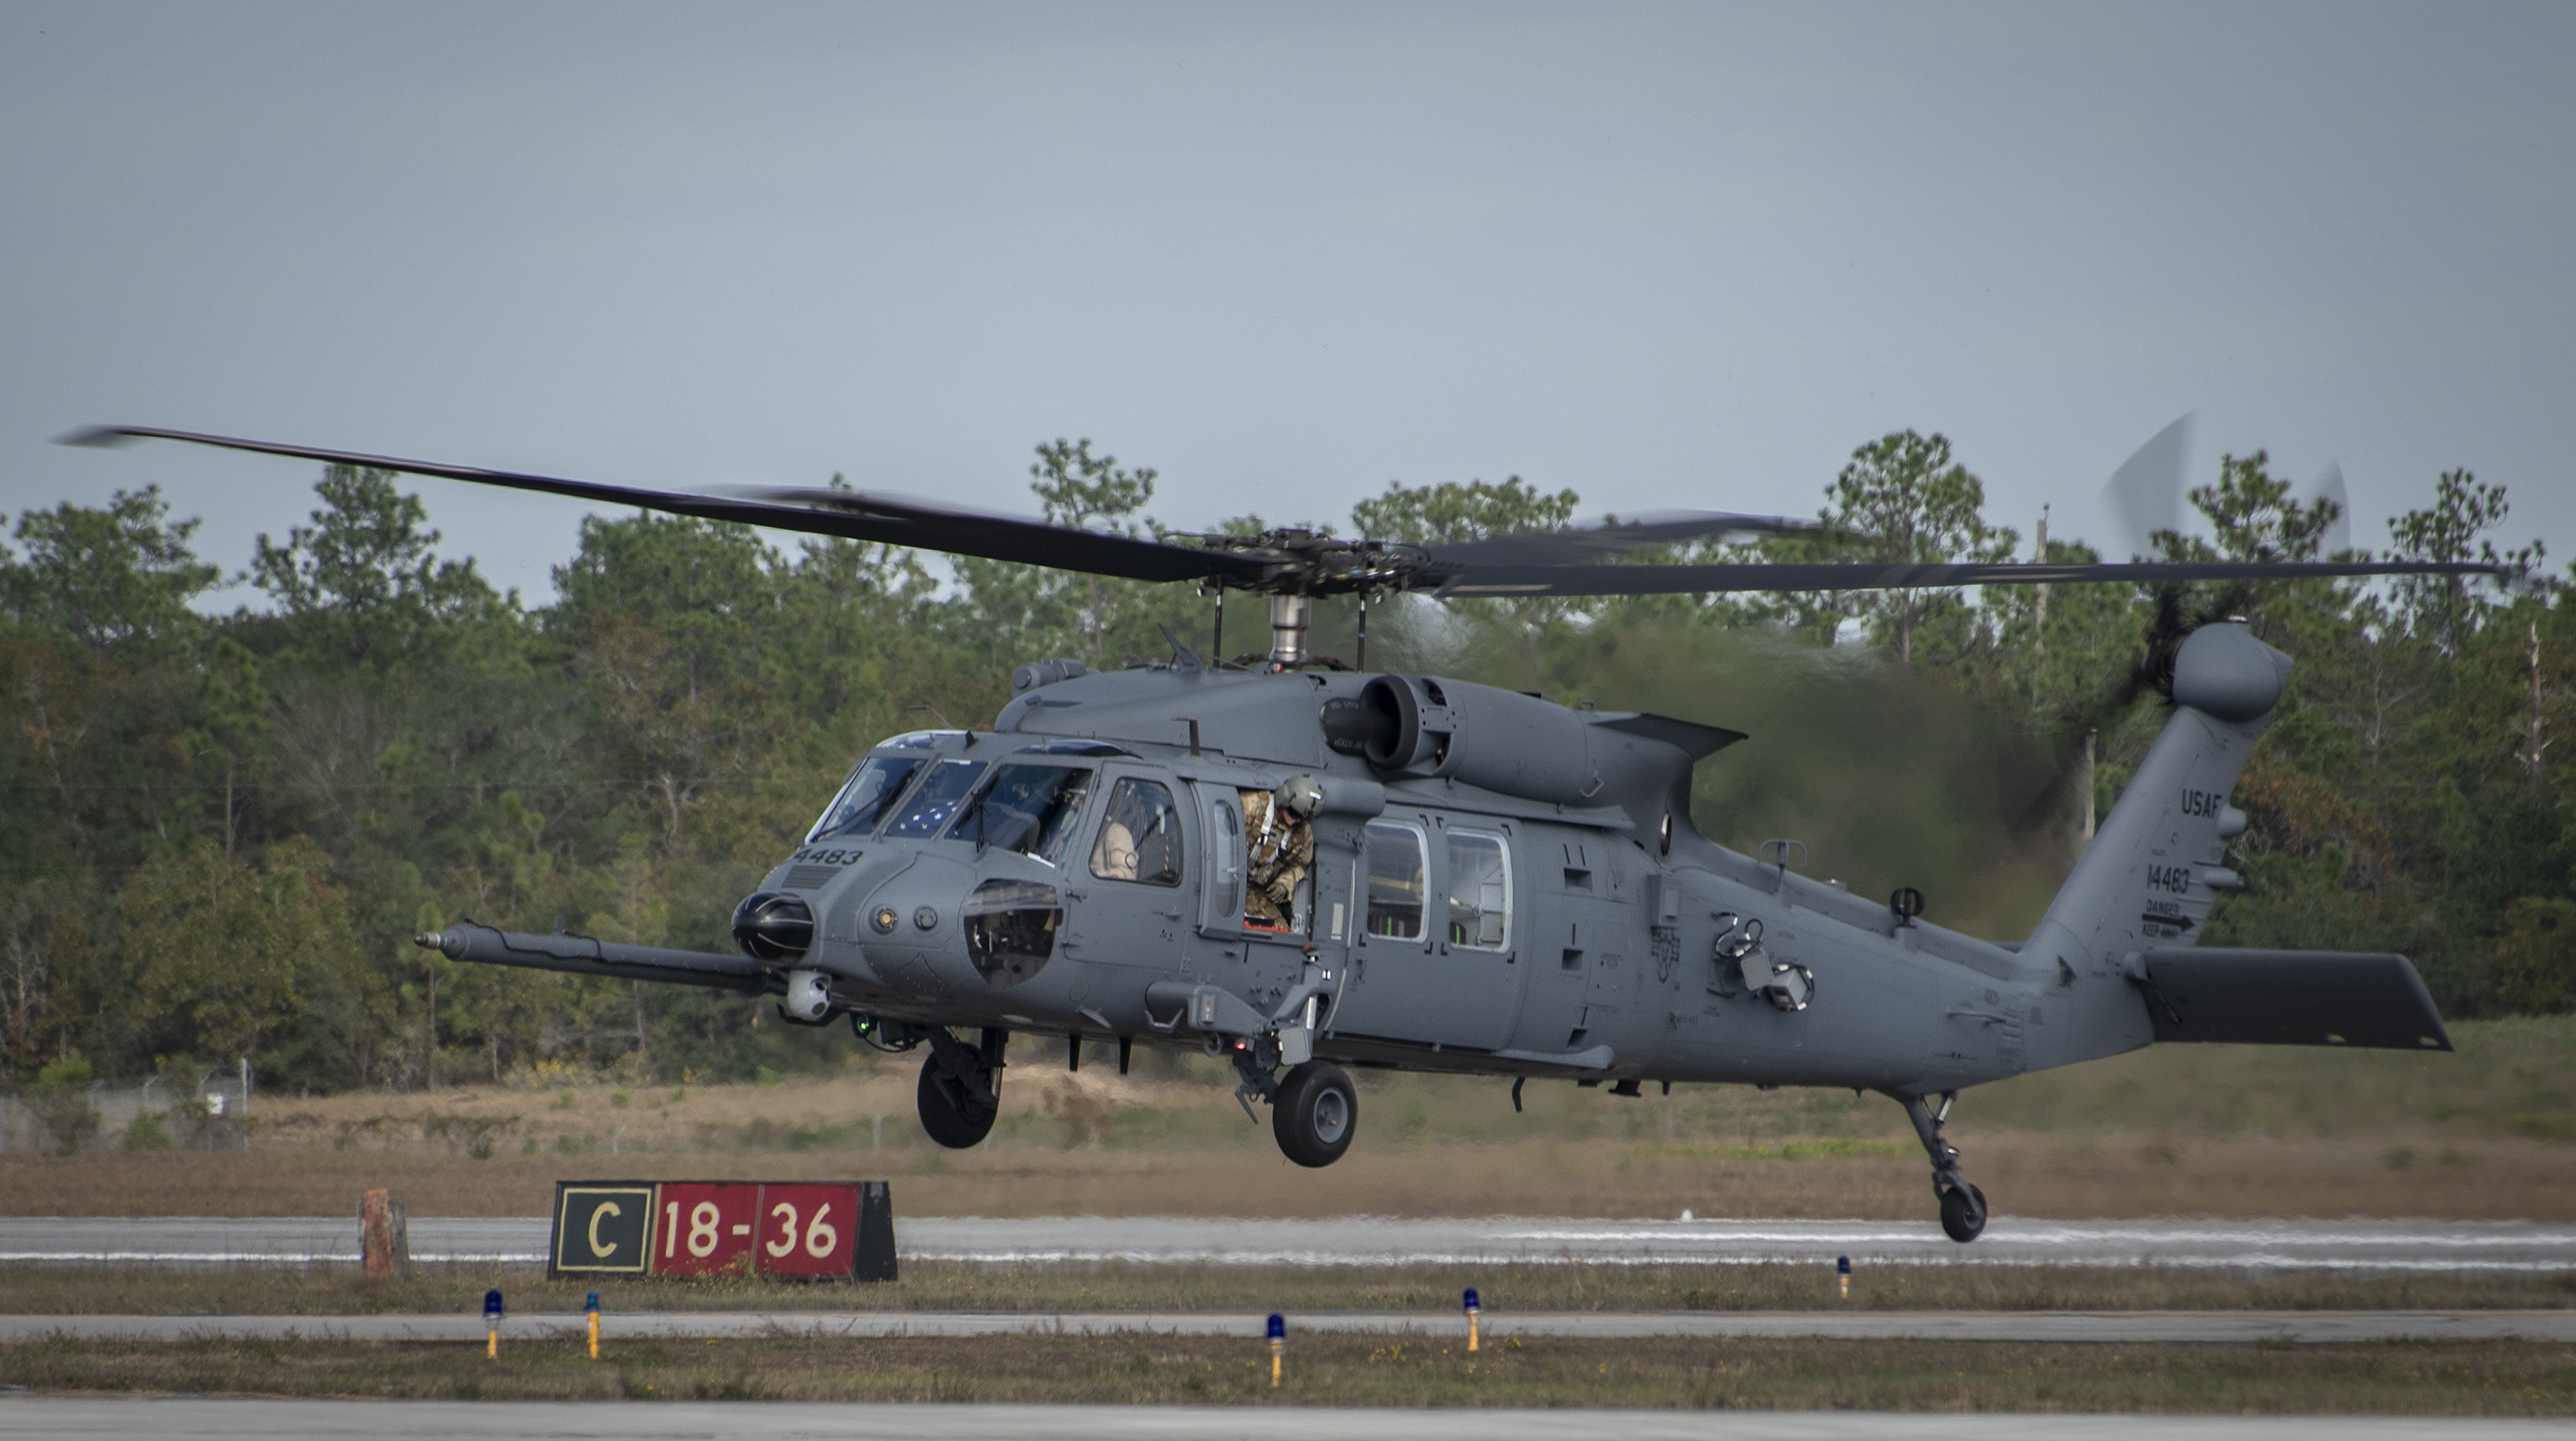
[1267,595,1314,666]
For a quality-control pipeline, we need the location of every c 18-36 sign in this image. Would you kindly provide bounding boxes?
[550,1180,896,1281]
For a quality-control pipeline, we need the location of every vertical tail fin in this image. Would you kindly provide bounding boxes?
[2021,622,2292,1068]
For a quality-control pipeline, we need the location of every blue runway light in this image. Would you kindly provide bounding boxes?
[484,1288,504,1319]
[1462,1286,1480,1311]
[1837,1256,1850,1275]
[1267,1312,1286,1341]
[585,1291,601,1314]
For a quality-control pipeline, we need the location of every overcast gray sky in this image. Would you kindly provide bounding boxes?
[4,1,2568,607]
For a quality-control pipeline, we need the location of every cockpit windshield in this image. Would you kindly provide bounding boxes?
[884,760,988,837]
[949,764,1094,865]
[807,754,928,842]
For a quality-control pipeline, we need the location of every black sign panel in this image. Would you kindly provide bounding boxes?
[550,1183,656,1277]
[854,1180,897,1282]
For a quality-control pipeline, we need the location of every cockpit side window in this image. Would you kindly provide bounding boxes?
[1091,778,1182,886]
[885,760,988,838]
[807,755,927,842]
[951,763,1095,865]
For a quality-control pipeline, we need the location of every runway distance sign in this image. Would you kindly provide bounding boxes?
[549,1180,895,1281]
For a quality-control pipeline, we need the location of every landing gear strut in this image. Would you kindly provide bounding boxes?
[918,1027,1007,1149]
[1893,1089,1986,1243]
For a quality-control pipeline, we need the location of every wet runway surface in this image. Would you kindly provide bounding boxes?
[5,1309,2573,1344]
[5,1214,2574,1272]
[0,1399,2566,1441]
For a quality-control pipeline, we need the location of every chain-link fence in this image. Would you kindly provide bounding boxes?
[0,1067,253,1153]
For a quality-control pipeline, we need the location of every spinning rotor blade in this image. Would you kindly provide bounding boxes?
[2310,461,2352,556]
[2100,412,2193,559]
[1420,509,1828,568]
[59,426,1272,587]
[1432,555,2512,598]
[66,424,2510,605]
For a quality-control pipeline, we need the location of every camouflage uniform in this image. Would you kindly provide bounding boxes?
[1242,790,1314,930]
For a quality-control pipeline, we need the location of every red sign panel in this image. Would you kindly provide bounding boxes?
[750,1183,858,1277]
[653,1182,763,1276]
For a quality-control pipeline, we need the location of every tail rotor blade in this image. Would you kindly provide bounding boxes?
[2310,460,2351,556]
[2101,413,2195,559]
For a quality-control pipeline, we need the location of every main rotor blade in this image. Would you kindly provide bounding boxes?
[59,426,1270,587]
[1433,556,2512,598]
[1419,509,1828,568]
[727,483,1279,583]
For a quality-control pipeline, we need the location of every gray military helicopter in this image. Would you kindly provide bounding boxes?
[70,425,2509,1241]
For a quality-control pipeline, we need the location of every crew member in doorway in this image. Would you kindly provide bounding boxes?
[1243,776,1322,930]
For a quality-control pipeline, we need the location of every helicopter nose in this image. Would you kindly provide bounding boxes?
[731,891,815,962]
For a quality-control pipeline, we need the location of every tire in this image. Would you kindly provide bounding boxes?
[918,1052,998,1149]
[1939,1182,1988,1243]
[1272,1061,1358,1168]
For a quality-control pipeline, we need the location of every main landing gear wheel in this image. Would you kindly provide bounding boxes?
[1273,1061,1358,1168]
[1939,1182,1988,1243]
[918,1052,998,1149]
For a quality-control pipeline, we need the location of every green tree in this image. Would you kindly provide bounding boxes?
[2154,451,2338,565]
[120,835,362,1073]
[2387,469,2544,654]
[249,466,508,668]
[1350,475,1579,546]
[2494,897,2576,1013]
[187,636,271,859]
[1771,430,2017,664]
[551,513,787,846]
[2,489,219,660]
[0,488,219,654]
[1030,438,1155,661]
[1351,476,1584,647]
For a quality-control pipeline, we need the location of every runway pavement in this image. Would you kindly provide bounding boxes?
[0,1399,2567,1441]
[3,1309,2573,1344]
[4,1213,2574,1272]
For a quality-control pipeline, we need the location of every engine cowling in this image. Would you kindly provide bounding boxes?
[1339,675,1604,806]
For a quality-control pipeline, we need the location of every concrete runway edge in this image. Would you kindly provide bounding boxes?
[0,1398,2568,1441]
[5,1310,2573,1344]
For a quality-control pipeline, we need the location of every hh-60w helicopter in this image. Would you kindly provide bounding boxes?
[70,424,2511,1241]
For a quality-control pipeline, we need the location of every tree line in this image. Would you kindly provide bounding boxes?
[2,432,2564,1093]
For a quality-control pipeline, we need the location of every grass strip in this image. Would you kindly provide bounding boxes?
[1,1259,2567,1317]
[2,1332,2572,1413]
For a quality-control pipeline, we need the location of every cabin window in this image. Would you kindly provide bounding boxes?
[1446,830,1510,950]
[806,754,927,842]
[884,760,987,837]
[950,763,1095,865]
[1365,820,1427,939]
[1091,778,1183,886]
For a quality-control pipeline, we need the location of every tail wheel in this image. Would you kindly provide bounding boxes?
[1939,1182,1988,1243]
[1273,1061,1358,1168]
[918,1052,998,1149]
